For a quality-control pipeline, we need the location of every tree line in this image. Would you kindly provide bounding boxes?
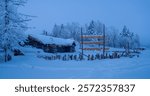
[43,20,140,50]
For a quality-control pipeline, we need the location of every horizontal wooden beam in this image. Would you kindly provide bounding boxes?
[80,35,104,38]
[80,48,109,51]
[80,42,103,44]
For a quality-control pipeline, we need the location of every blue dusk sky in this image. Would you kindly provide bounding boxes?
[20,0,150,45]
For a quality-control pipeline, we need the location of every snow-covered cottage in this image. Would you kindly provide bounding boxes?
[27,34,76,53]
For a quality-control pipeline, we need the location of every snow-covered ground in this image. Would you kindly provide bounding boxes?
[0,47,150,79]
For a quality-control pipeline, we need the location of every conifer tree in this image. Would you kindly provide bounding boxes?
[0,0,30,62]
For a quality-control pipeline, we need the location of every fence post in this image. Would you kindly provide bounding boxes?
[81,27,84,60]
[103,24,106,57]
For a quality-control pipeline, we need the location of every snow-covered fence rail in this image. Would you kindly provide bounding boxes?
[80,35,104,38]
[80,41,104,45]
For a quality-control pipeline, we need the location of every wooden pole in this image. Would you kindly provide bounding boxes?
[103,24,106,57]
[81,27,84,60]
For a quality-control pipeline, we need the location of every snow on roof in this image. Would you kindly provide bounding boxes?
[29,34,75,46]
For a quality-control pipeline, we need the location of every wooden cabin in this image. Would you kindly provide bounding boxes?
[27,34,76,53]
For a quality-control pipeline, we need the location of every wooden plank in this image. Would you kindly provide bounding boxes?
[80,42,103,44]
[80,35,104,38]
[80,48,109,51]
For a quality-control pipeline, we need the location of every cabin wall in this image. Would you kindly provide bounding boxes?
[43,44,57,53]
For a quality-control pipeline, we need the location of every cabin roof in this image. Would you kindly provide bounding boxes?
[29,34,75,46]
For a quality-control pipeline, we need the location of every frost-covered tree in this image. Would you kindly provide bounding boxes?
[132,34,140,49]
[51,23,81,41]
[120,26,134,53]
[85,20,104,43]
[0,0,30,62]
[51,24,61,37]
[66,22,81,41]
[106,27,119,48]
[95,21,103,35]
[59,24,65,38]
[86,20,103,35]
[87,20,96,35]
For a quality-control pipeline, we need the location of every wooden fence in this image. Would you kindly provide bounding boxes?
[80,24,109,59]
